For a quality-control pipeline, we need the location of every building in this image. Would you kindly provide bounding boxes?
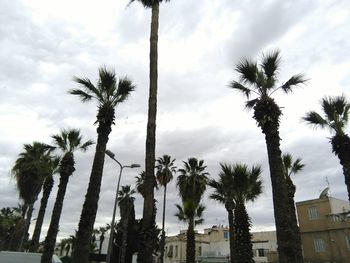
[296,193,350,263]
[164,226,277,263]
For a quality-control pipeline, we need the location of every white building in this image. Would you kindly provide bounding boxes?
[164,226,277,263]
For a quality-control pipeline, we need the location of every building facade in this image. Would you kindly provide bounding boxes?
[296,196,350,263]
[163,226,277,263]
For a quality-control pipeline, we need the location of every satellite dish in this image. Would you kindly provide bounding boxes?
[319,187,330,199]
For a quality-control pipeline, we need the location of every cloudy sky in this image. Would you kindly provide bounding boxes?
[1,0,350,241]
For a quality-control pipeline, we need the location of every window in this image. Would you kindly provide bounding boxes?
[198,246,202,256]
[257,249,267,257]
[175,245,178,257]
[346,234,350,250]
[224,231,229,239]
[308,207,319,220]
[314,238,325,252]
[168,245,173,257]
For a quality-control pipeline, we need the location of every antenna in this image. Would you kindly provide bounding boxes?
[325,177,331,197]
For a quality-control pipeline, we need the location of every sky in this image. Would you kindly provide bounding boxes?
[1,0,350,242]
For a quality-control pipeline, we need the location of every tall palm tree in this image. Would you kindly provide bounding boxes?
[12,142,54,251]
[208,164,237,263]
[118,185,136,263]
[155,154,176,263]
[128,1,170,261]
[176,157,208,263]
[41,129,93,263]
[232,164,262,263]
[175,202,205,263]
[69,67,135,263]
[230,50,306,262]
[303,95,350,202]
[30,156,60,252]
[282,153,305,262]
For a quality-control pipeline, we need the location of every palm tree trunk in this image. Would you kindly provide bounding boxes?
[265,131,300,262]
[332,134,350,202]
[41,173,70,263]
[160,185,167,263]
[186,219,195,263]
[233,203,253,263]
[286,177,304,262]
[120,209,131,263]
[227,208,235,263]
[19,203,34,251]
[139,2,159,263]
[73,123,112,263]
[30,176,54,252]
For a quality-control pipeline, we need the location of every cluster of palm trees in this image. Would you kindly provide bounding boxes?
[5,0,350,260]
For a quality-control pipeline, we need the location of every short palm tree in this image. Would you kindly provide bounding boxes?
[303,95,350,202]
[282,153,305,262]
[30,156,60,252]
[208,163,237,263]
[118,185,136,263]
[230,50,306,262]
[70,67,135,263]
[41,129,93,263]
[128,1,170,261]
[175,202,205,262]
[233,164,263,263]
[98,225,110,254]
[12,142,54,251]
[176,157,208,263]
[156,154,176,263]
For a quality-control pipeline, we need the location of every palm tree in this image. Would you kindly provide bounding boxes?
[69,67,135,263]
[175,202,205,263]
[208,164,237,263]
[128,1,170,261]
[118,185,136,263]
[230,50,306,262]
[233,164,263,263]
[30,156,60,252]
[41,129,93,263]
[303,95,350,202]
[155,154,176,263]
[282,153,305,262]
[176,157,208,263]
[12,142,54,251]
[98,225,110,254]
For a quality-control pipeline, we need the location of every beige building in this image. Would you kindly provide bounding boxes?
[296,195,350,263]
[164,226,277,263]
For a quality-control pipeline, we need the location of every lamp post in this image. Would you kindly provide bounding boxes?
[105,149,140,263]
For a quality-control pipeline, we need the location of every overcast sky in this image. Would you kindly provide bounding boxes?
[1,0,350,242]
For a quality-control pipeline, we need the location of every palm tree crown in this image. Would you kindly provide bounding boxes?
[282,153,305,179]
[69,67,135,128]
[177,158,209,204]
[230,50,307,109]
[52,129,94,154]
[303,95,350,136]
[156,155,176,187]
[129,0,170,8]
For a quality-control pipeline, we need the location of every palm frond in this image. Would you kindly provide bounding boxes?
[229,81,251,98]
[73,77,102,101]
[235,58,258,85]
[68,89,93,102]
[245,99,258,109]
[261,50,281,80]
[280,73,307,93]
[303,111,328,128]
[80,140,95,152]
[115,77,136,104]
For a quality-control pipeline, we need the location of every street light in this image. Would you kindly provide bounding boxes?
[105,149,140,263]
